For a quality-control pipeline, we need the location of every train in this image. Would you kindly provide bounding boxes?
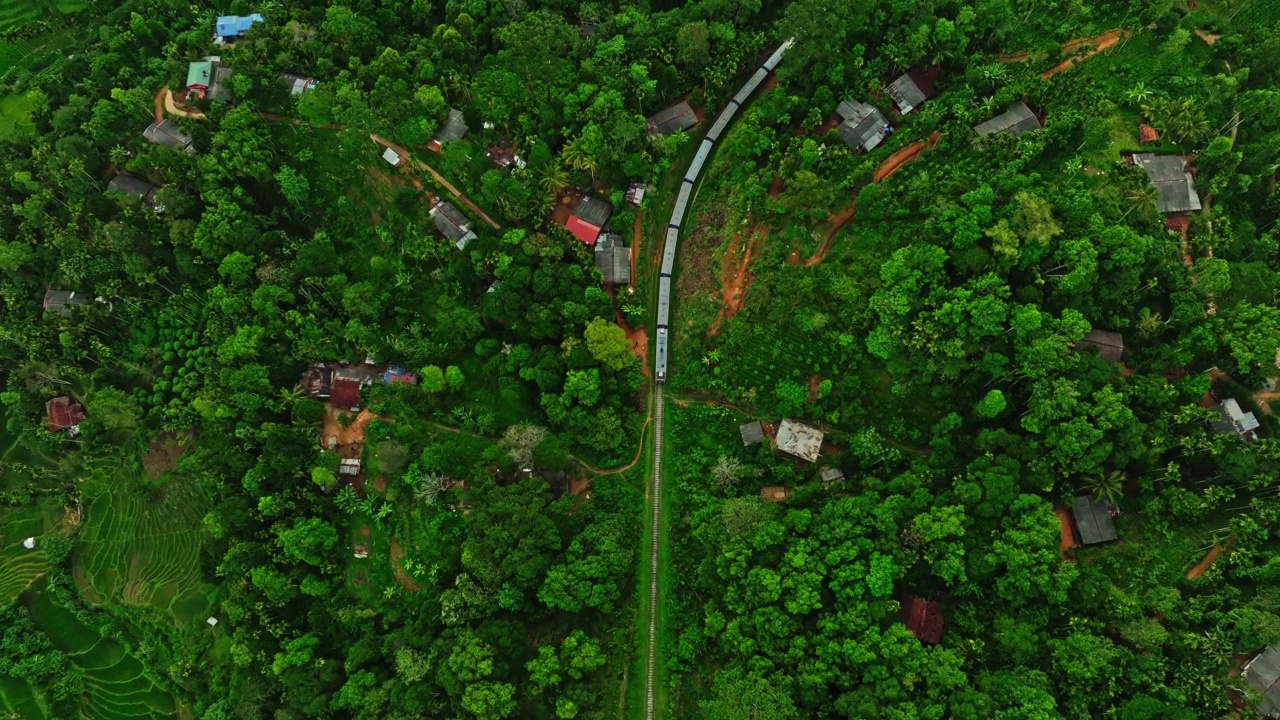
[653,39,793,383]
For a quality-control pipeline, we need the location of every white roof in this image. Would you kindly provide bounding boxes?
[382,147,401,166]
[206,616,219,626]
[775,418,824,462]
[22,537,35,549]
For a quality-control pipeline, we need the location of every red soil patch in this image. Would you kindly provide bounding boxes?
[372,475,387,493]
[807,375,823,401]
[549,188,582,229]
[1254,391,1280,415]
[1187,544,1224,580]
[630,209,645,289]
[874,132,939,182]
[1053,506,1079,560]
[152,87,165,123]
[786,250,800,265]
[1040,29,1129,79]
[761,486,790,502]
[390,540,424,592]
[616,310,650,381]
[568,477,591,496]
[709,223,767,335]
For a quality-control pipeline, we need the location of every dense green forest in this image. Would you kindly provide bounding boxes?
[0,0,1278,718]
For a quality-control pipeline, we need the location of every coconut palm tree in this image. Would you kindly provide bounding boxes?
[538,162,569,196]
[1085,470,1125,505]
[1121,183,1161,223]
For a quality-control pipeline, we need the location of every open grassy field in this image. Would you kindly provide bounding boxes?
[0,89,36,137]
[73,447,213,625]
[25,580,178,719]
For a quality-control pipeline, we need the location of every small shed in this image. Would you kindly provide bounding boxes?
[973,101,1041,137]
[207,64,234,102]
[836,100,891,153]
[1243,645,1280,718]
[594,233,631,285]
[381,147,402,167]
[215,14,263,42]
[646,101,697,136]
[339,458,362,476]
[1074,329,1124,363]
[143,120,194,153]
[430,201,478,250]
[43,289,90,317]
[45,396,87,434]
[206,616,219,627]
[330,378,362,411]
[566,196,612,245]
[1139,124,1159,144]
[761,486,790,502]
[22,538,35,549]
[1071,495,1118,545]
[1132,153,1202,215]
[302,363,334,398]
[775,418,823,463]
[820,467,844,485]
[887,69,938,115]
[900,595,944,644]
[485,144,526,169]
[107,174,161,211]
[281,73,319,95]
[1210,398,1260,439]
[739,421,765,446]
[429,109,468,150]
[626,183,646,206]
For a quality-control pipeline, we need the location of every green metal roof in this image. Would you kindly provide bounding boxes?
[186,61,212,87]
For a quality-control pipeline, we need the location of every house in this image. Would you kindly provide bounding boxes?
[428,109,468,151]
[594,232,631,285]
[1074,328,1124,363]
[1210,397,1260,440]
[761,486,790,502]
[820,467,844,485]
[887,69,938,115]
[430,201,478,250]
[215,14,263,43]
[330,377,362,411]
[107,174,162,212]
[740,421,765,446]
[281,73,319,96]
[900,595,944,644]
[836,100,891,153]
[973,101,1041,137]
[43,289,90,317]
[143,120,194,154]
[646,100,697,137]
[45,396,86,434]
[626,183,646,206]
[1071,495,1118,545]
[775,418,824,462]
[1242,644,1280,718]
[485,143,526,169]
[185,60,212,98]
[1139,124,1159,144]
[566,196,612,245]
[339,458,362,476]
[302,363,334,398]
[382,147,402,167]
[208,63,234,102]
[1132,153,1202,215]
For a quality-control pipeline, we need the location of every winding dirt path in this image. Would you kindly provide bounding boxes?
[1039,29,1129,79]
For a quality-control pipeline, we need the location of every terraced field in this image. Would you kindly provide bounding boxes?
[0,499,61,606]
[25,582,177,720]
[0,672,46,718]
[74,450,213,624]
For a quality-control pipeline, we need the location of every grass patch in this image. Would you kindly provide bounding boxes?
[0,673,46,719]
[0,90,36,139]
[0,499,62,606]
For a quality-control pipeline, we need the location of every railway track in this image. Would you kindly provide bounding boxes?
[641,39,792,720]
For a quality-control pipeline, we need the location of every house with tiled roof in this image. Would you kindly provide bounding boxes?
[565,196,611,245]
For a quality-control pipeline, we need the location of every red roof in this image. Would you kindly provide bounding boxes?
[565,215,602,245]
[45,396,86,431]
[1139,124,1159,144]
[330,378,362,409]
[901,595,944,644]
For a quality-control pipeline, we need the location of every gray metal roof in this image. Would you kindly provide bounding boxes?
[1134,154,1201,214]
[431,201,477,248]
[281,73,318,95]
[835,100,861,122]
[820,467,844,483]
[740,421,764,446]
[1212,398,1261,436]
[107,174,156,201]
[887,72,928,114]
[208,65,234,102]
[572,195,612,228]
[837,101,890,153]
[433,109,467,145]
[43,289,89,316]
[594,233,630,284]
[1071,496,1118,545]
[143,120,194,153]
[1074,329,1124,363]
[974,102,1041,137]
[647,101,697,136]
[1244,646,1280,718]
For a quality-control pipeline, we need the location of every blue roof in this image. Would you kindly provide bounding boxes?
[216,14,263,37]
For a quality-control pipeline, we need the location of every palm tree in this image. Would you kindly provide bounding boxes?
[278,384,305,406]
[445,71,472,103]
[1085,470,1125,505]
[1124,82,1153,107]
[109,145,129,166]
[1064,157,1084,176]
[1121,184,1160,223]
[538,162,569,196]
